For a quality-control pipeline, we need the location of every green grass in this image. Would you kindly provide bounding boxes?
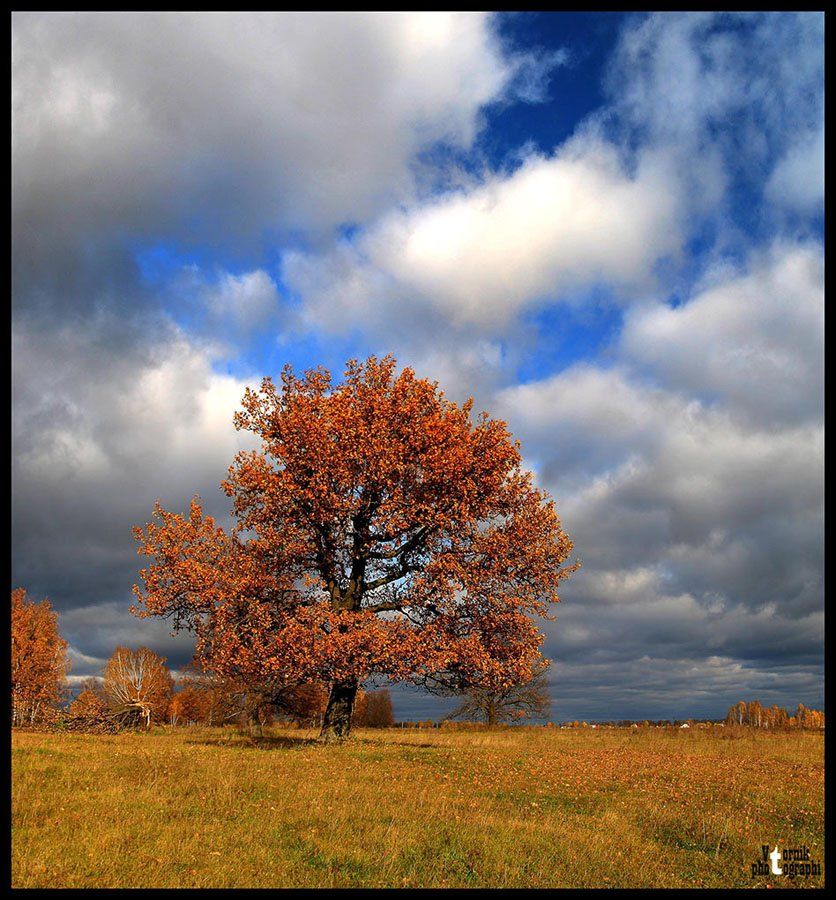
[12,725,824,888]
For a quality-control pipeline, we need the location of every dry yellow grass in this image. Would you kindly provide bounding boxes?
[12,724,824,888]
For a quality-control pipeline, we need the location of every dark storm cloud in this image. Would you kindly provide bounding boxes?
[11,320,257,641]
[495,244,823,718]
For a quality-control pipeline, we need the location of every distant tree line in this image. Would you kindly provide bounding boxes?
[10,588,393,732]
[10,587,548,732]
[724,699,824,729]
[68,649,396,732]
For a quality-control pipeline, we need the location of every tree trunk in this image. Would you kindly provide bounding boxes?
[318,678,359,743]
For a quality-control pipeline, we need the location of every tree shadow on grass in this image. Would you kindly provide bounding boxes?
[382,740,440,749]
[184,733,319,751]
[355,735,442,750]
[183,730,445,752]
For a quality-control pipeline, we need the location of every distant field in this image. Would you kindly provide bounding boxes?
[12,725,824,888]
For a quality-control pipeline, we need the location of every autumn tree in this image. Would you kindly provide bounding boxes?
[354,688,395,728]
[167,685,207,725]
[101,647,174,729]
[445,659,552,726]
[726,700,747,726]
[11,588,70,726]
[768,704,789,729]
[133,356,576,742]
[175,664,243,727]
[796,703,825,730]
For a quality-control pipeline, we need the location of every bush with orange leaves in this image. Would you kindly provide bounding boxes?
[168,662,330,730]
[68,679,109,719]
[133,356,577,742]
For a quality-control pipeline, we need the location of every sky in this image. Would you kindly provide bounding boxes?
[12,11,824,722]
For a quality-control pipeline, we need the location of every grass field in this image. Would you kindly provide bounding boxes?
[12,725,824,888]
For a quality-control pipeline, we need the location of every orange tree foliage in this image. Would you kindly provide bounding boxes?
[69,689,110,719]
[68,678,110,719]
[173,664,244,726]
[132,356,577,740]
[167,685,207,725]
[11,588,70,726]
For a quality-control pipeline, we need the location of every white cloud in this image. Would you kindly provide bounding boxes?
[496,364,678,483]
[766,124,825,215]
[205,270,281,331]
[622,243,824,427]
[607,13,823,164]
[286,136,682,333]
[14,328,254,482]
[590,10,825,267]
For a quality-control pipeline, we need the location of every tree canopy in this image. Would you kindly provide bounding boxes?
[132,356,576,740]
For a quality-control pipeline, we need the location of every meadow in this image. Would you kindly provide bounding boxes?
[12,724,824,888]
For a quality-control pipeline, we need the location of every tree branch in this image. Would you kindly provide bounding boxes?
[362,561,421,592]
[366,524,435,560]
[362,599,405,614]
